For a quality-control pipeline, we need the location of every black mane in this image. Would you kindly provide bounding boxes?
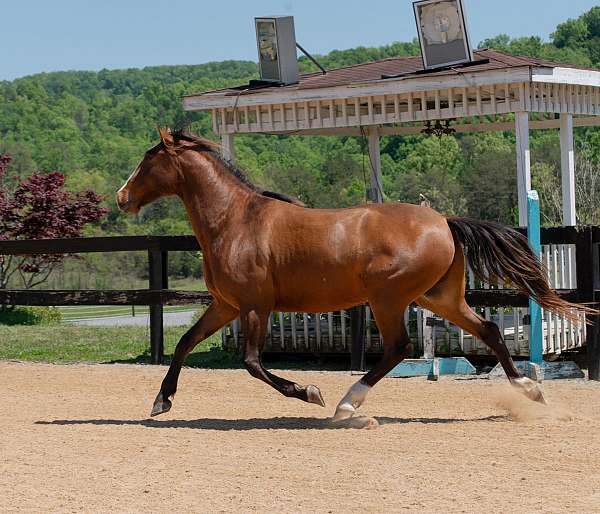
[170,130,305,207]
[208,152,262,193]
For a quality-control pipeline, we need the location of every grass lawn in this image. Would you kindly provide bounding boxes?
[58,304,197,322]
[0,324,240,368]
[0,324,342,370]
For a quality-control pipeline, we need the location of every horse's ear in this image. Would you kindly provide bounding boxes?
[158,127,175,149]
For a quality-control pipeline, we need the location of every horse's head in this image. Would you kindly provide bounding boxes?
[116,128,183,214]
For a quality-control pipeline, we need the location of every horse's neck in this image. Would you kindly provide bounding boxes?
[178,152,254,250]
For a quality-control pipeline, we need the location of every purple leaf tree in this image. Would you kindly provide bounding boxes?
[0,154,107,307]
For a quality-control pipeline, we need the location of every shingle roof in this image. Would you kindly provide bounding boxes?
[187,49,598,98]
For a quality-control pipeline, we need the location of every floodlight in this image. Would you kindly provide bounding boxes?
[255,16,299,85]
[413,0,473,69]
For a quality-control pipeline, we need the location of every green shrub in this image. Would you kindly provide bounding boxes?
[0,306,63,326]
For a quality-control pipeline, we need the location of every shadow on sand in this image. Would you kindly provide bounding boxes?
[107,347,349,371]
[35,414,508,431]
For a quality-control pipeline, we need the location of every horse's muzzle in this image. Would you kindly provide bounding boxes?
[116,189,139,213]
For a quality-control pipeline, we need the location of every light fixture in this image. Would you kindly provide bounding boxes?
[255,16,299,85]
[421,119,456,138]
[413,0,473,70]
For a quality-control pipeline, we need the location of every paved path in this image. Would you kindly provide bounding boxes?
[69,310,196,327]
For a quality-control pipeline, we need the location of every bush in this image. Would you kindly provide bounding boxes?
[0,306,63,326]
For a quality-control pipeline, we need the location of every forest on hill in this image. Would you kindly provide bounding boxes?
[0,7,599,285]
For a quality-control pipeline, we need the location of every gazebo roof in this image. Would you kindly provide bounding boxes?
[183,48,600,136]
[188,49,598,97]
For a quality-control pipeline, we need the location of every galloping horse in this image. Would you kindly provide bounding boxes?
[117,128,589,421]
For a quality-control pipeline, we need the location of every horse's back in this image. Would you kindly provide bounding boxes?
[258,200,455,311]
[267,200,451,251]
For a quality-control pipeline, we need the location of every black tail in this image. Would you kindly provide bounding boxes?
[447,217,594,323]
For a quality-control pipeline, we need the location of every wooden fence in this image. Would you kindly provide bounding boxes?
[0,226,599,378]
[0,236,210,364]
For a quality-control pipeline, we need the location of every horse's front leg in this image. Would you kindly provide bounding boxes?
[241,308,325,407]
[333,299,411,421]
[150,300,238,416]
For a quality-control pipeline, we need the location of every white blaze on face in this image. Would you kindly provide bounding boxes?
[116,161,142,208]
[118,161,142,194]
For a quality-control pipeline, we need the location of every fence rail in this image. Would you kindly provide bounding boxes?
[0,289,212,306]
[0,226,599,378]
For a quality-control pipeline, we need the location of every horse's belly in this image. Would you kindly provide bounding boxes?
[273,268,366,312]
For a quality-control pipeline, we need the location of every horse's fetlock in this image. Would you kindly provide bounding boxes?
[282,384,299,398]
[243,356,262,378]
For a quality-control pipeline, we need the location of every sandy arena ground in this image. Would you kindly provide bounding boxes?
[1,361,600,513]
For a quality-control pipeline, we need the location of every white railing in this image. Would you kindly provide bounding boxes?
[458,243,584,356]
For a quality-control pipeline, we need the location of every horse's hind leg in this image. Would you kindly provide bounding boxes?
[423,299,545,404]
[417,249,546,404]
[241,308,325,407]
[333,300,411,421]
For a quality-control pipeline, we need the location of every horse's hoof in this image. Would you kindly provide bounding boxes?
[150,393,172,417]
[526,387,547,405]
[332,403,355,422]
[305,385,325,407]
[512,377,547,405]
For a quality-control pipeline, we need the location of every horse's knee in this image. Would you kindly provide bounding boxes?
[173,331,204,359]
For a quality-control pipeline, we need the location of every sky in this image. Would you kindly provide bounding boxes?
[1,0,598,81]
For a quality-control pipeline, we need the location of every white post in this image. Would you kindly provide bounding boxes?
[367,127,384,203]
[560,113,576,226]
[221,132,236,346]
[515,112,531,227]
[422,316,434,359]
[221,133,235,163]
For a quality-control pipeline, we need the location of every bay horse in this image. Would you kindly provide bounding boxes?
[117,128,589,421]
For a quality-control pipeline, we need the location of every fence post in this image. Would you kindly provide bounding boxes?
[350,305,366,371]
[148,249,168,364]
[590,293,600,381]
[576,226,599,379]
[575,226,598,379]
[527,191,543,365]
[592,238,600,380]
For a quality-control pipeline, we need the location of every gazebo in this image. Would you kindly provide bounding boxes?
[182,49,600,367]
[183,48,600,227]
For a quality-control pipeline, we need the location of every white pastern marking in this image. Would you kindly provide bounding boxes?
[512,376,540,393]
[513,377,535,387]
[345,381,371,408]
[334,380,371,419]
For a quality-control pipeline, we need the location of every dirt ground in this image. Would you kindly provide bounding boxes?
[1,361,600,513]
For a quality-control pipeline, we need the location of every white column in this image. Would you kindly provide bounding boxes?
[367,127,384,203]
[560,113,576,226]
[221,133,235,163]
[220,132,237,345]
[515,112,531,227]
